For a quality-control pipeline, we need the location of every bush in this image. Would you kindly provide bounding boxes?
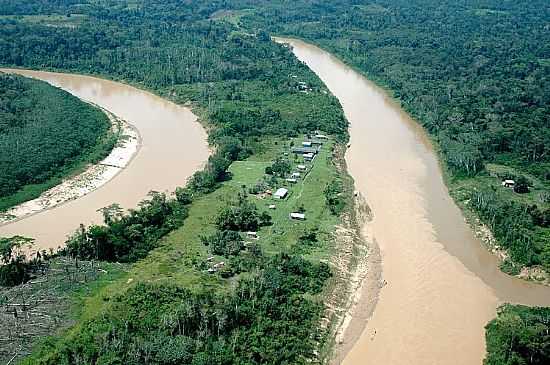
[0,236,34,286]
[324,179,346,215]
[265,158,291,177]
[200,230,244,256]
[514,176,530,194]
[65,192,188,262]
[215,194,270,232]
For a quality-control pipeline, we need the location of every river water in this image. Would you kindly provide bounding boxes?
[278,39,550,364]
[0,70,209,252]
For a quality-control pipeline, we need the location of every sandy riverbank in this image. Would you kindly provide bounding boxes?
[328,192,383,364]
[283,37,550,365]
[0,69,209,253]
[0,113,140,227]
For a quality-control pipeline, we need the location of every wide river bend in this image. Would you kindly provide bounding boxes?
[278,38,550,365]
[0,70,209,252]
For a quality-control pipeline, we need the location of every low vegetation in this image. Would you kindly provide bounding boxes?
[0,257,129,363]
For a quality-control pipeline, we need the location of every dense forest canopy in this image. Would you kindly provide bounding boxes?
[0,73,110,201]
[238,0,550,178]
[485,304,550,365]
[0,1,346,140]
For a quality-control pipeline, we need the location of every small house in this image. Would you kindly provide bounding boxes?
[247,232,258,239]
[502,180,515,188]
[286,178,298,183]
[291,146,318,155]
[268,204,276,209]
[303,153,315,161]
[291,172,301,178]
[315,134,328,139]
[207,256,214,262]
[302,141,313,147]
[297,164,307,171]
[274,187,289,199]
[290,212,306,220]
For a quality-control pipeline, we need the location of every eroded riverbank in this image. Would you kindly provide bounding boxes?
[278,38,550,365]
[0,70,209,253]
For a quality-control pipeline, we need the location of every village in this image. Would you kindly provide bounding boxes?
[203,131,334,275]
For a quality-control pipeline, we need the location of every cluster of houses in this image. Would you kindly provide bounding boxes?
[207,256,225,274]
[290,74,313,93]
[258,137,324,221]
[206,134,331,273]
[291,138,324,162]
[285,135,328,220]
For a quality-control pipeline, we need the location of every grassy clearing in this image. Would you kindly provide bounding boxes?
[39,134,338,332]
[15,134,345,364]
[230,138,338,261]
[0,14,87,27]
[451,163,550,207]
[131,134,337,283]
[210,9,253,27]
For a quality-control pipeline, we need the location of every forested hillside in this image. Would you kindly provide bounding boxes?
[0,73,113,210]
[230,0,550,275]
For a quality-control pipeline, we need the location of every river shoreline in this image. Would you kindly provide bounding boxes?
[281,37,550,365]
[0,111,140,228]
[275,36,550,289]
[329,192,383,365]
[0,69,209,253]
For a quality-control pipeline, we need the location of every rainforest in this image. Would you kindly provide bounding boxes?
[0,1,548,364]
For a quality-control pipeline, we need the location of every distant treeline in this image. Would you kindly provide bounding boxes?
[0,73,112,209]
[239,0,549,178]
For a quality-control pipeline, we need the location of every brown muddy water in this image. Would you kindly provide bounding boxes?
[277,38,550,364]
[0,69,209,252]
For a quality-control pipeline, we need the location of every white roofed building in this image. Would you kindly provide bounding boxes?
[274,188,289,199]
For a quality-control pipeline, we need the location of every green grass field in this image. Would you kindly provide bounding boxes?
[451,163,550,208]
[49,135,340,332]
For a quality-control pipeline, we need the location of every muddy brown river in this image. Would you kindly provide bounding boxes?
[278,38,550,364]
[0,70,209,252]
